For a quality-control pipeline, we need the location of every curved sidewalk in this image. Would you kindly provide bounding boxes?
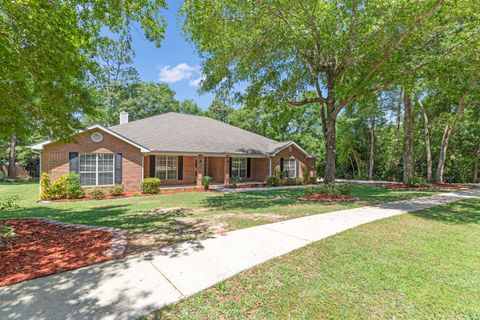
[1,189,479,320]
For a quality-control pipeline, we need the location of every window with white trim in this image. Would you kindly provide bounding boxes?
[231,158,247,178]
[155,156,178,180]
[283,158,297,178]
[79,153,114,186]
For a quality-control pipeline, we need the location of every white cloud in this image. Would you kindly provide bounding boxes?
[189,74,206,87]
[158,63,201,83]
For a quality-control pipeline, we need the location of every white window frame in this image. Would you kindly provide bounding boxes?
[283,158,297,178]
[155,155,178,180]
[231,157,247,178]
[79,153,115,186]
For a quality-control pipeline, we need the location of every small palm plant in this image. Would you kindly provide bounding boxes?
[202,176,213,191]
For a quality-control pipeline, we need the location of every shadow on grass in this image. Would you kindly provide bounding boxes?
[203,185,435,211]
[127,208,212,256]
[204,188,307,210]
[411,200,480,224]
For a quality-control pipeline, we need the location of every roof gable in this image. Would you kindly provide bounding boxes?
[31,124,150,153]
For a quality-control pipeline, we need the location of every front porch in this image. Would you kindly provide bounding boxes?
[143,155,270,187]
[158,180,268,192]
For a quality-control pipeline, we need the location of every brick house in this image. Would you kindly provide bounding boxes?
[31,112,317,192]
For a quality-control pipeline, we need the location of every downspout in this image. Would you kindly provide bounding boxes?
[39,151,42,198]
[141,155,145,181]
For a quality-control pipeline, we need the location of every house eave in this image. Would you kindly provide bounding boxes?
[30,124,151,153]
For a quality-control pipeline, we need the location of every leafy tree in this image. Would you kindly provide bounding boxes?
[109,82,180,125]
[181,0,470,183]
[179,100,204,115]
[0,0,166,140]
[205,94,234,123]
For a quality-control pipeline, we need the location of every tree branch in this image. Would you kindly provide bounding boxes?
[337,0,444,113]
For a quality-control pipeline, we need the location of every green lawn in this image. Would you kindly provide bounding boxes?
[0,181,443,252]
[147,198,480,319]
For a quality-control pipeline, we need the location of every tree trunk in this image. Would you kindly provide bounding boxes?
[473,157,478,184]
[403,92,414,186]
[7,135,17,179]
[395,96,401,145]
[435,124,452,184]
[419,101,433,182]
[435,95,466,184]
[368,114,376,180]
[324,115,336,184]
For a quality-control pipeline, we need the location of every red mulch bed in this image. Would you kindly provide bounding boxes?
[0,219,114,287]
[299,194,360,202]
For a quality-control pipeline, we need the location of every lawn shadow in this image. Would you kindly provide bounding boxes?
[127,208,215,256]
[410,200,480,224]
[204,188,307,211]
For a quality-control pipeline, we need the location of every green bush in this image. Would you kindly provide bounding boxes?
[41,172,84,200]
[336,184,352,195]
[316,183,352,195]
[40,172,53,200]
[230,176,241,186]
[50,174,68,199]
[110,184,125,196]
[142,177,161,194]
[308,176,318,184]
[302,170,309,185]
[0,171,4,180]
[90,188,105,199]
[266,176,280,186]
[304,186,315,196]
[65,172,84,199]
[284,178,301,185]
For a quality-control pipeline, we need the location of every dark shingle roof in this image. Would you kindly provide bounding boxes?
[109,112,287,156]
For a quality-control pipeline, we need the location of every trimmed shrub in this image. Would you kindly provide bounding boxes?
[287,178,303,185]
[41,172,84,200]
[40,172,53,200]
[142,177,161,194]
[90,188,105,199]
[110,184,125,196]
[302,170,309,185]
[316,183,352,196]
[0,171,4,181]
[304,186,315,196]
[266,176,280,186]
[308,176,318,184]
[65,172,84,199]
[50,175,68,199]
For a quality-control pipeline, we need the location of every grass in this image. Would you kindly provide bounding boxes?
[0,181,443,251]
[146,198,480,319]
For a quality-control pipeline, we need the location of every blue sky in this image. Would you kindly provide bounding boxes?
[129,0,214,109]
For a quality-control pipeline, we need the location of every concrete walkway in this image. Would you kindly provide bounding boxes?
[1,189,479,320]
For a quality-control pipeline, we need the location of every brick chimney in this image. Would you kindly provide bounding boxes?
[119,111,129,125]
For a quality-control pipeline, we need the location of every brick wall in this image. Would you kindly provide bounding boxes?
[41,129,143,192]
[271,145,317,179]
[143,155,197,185]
